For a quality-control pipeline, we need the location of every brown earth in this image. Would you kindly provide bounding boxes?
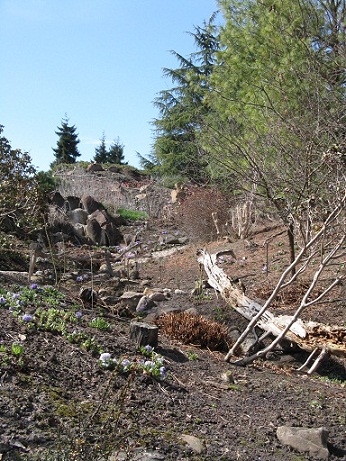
[0,219,345,461]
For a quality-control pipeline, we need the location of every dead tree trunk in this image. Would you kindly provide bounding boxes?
[197,247,346,374]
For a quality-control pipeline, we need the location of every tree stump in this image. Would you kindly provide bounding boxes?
[130,322,159,348]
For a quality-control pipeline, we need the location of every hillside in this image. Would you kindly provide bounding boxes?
[0,170,345,461]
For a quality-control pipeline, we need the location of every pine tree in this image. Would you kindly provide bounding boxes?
[52,116,81,166]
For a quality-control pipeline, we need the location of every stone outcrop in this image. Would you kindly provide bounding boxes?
[47,192,123,246]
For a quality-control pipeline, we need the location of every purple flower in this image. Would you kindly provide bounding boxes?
[22,314,33,322]
[159,366,166,377]
[0,297,6,304]
[144,345,153,353]
[76,276,84,282]
[121,359,131,370]
[12,293,20,299]
[75,311,83,319]
[99,353,111,363]
[30,283,38,290]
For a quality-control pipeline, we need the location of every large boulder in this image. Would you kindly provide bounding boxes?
[49,191,65,208]
[103,222,123,246]
[68,208,88,225]
[65,196,81,211]
[81,195,104,214]
[85,218,104,245]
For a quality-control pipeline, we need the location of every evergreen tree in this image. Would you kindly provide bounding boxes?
[152,14,219,182]
[107,137,126,164]
[94,132,108,163]
[52,116,81,166]
[93,134,126,164]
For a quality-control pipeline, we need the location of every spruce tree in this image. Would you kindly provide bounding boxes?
[52,116,81,166]
[107,137,126,164]
[94,132,108,163]
[93,135,126,164]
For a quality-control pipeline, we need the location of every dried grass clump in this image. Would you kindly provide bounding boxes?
[156,312,232,351]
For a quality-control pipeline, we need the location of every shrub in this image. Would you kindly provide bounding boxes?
[172,186,234,243]
[0,125,47,234]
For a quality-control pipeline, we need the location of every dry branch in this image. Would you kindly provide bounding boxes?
[197,248,346,373]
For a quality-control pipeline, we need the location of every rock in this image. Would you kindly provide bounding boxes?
[49,191,65,207]
[108,165,120,173]
[159,233,188,245]
[171,188,186,204]
[68,208,88,225]
[119,291,144,308]
[89,209,109,227]
[85,218,104,245]
[136,295,149,312]
[86,162,104,172]
[148,292,167,302]
[73,223,86,238]
[185,307,198,315]
[180,434,206,454]
[276,426,329,460]
[233,330,260,355]
[100,295,119,305]
[81,195,104,214]
[65,195,81,211]
[175,289,187,295]
[103,222,123,245]
[79,287,98,305]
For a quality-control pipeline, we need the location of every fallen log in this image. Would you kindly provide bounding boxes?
[197,249,346,373]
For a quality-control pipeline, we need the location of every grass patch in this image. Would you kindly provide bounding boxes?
[117,208,148,221]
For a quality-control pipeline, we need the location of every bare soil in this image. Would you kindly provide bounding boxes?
[0,220,345,461]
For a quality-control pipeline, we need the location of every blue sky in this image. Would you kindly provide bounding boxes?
[0,0,219,171]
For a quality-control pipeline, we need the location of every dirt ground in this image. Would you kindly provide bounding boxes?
[0,220,345,461]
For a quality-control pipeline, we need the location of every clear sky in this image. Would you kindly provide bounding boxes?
[0,0,219,171]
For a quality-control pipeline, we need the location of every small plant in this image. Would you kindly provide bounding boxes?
[35,307,74,334]
[186,350,199,361]
[309,399,323,410]
[81,336,103,355]
[0,342,27,369]
[11,342,24,357]
[99,346,167,380]
[89,317,111,331]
